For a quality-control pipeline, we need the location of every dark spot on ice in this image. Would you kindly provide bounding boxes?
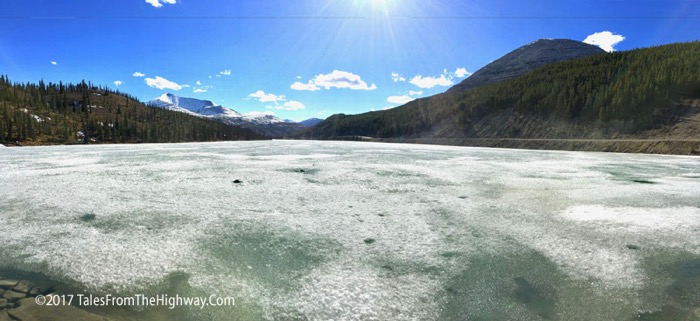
[638,258,700,320]
[378,213,386,217]
[441,252,460,258]
[626,244,641,250]
[364,238,375,244]
[677,259,700,279]
[513,277,555,320]
[632,179,657,184]
[294,169,306,173]
[233,179,242,184]
[381,265,393,270]
[458,196,468,199]
[79,213,96,222]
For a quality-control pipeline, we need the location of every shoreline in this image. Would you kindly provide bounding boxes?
[3,137,700,156]
[377,137,700,156]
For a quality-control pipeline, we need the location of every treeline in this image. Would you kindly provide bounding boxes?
[0,76,262,145]
[306,41,700,139]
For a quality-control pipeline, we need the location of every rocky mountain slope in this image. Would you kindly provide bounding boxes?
[447,39,605,93]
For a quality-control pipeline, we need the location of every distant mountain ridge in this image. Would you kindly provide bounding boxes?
[447,39,605,93]
[149,93,305,137]
[299,118,323,127]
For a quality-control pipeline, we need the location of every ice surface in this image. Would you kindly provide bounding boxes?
[1,141,699,320]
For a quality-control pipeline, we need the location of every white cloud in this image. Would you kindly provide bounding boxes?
[145,0,176,8]
[144,76,183,90]
[409,74,453,89]
[196,81,202,85]
[50,61,57,65]
[113,80,123,86]
[132,72,145,77]
[268,101,305,111]
[583,31,625,52]
[403,68,469,89]
[391,72,406,82]
[454,67,471,78]
[219,69,232,76]
[279,100,306,111]
[315,70,377,90]
[292,70,377,91]
[181,84,190,88]
[382,106,396,110]
[248,90,286,103]
[409,90,423,96]
[387,95,415,104]
[291,81,320,91]
[193,88,207,93]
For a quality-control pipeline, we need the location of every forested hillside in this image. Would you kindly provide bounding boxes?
[0,76,262,145]
[304,42,700,141]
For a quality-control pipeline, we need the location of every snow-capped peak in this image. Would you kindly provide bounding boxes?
[147,93,290,126]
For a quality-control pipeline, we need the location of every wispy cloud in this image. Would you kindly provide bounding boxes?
[248,90,286,104]
[219,69,232,76]
[282,101,305,110]
[132,72,145,77]
[113,80,123,86]
[193,82,211,93]
[50,61,57,65]
[583,31,625,52]
[145,0,176,8]
[408,67,469,89]
[387,95,415,104]
[267,100,306,111]
[409,90,423,96]
[291,81,320,91]
[409,74,453,89]
[144,76,183,90]
[391,72,406,82]
[292,70,376,91]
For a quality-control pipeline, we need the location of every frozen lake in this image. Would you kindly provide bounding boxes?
[1,140,699,320]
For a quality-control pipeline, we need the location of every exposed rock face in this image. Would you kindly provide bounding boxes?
[447,39,605,93]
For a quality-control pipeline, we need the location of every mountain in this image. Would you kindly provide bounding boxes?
[302,41,700,155]
[447,39,605,93]
[0,77,262,146]
[148,93,305,137]
[299,118,323,127]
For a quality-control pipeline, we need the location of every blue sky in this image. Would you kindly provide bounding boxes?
[1,0,699,121]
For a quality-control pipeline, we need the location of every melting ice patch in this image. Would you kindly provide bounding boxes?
[560,205,700,231]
